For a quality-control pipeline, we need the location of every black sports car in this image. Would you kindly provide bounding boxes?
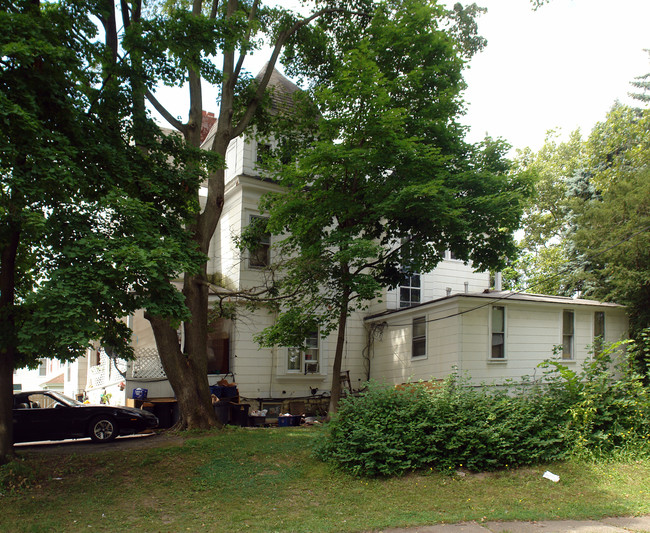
[13,390,159,443]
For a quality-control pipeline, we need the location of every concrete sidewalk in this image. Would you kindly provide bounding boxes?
[379,515,650,533]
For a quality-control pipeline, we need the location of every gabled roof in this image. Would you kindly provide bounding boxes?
[43,373,64,385]
[201,66,301,150]
[255,63,302,115]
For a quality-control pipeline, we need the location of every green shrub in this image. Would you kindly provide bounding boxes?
[315,376,568,476]
[316,340,650,477]
[543,341,650,459]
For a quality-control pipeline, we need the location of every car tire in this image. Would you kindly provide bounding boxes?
[89,416,118,443]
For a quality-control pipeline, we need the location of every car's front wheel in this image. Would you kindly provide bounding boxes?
[89,416,118,443]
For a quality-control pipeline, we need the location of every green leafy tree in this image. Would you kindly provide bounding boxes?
[503,130,584,294]
[629,49,650,104]
[106,0,377,430]
[0,0,202,464]
[250,0,529,415]
[507,103,650,372]
[568,105,650,347]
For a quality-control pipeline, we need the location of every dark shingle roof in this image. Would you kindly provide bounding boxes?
[255,63,301,115]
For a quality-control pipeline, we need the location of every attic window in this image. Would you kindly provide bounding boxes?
[256,143,272,164]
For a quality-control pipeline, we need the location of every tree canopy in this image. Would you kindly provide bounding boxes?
[506,103,650,372]
[248,0,529,414]
[0,0,205,463]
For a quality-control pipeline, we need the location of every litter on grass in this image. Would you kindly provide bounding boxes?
[543,471,560,482]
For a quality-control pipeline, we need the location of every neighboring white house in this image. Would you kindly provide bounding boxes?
[55,68,631,409]
[13,356,87,400]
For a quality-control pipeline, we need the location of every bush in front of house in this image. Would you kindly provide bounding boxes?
[315,340,650,477]
[315,376,567,477]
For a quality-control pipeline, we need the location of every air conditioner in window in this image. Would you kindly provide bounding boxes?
[304,362,319,374]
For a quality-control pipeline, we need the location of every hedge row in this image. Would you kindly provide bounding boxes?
[315,341,650,477]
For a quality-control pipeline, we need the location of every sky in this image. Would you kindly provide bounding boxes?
[460,0,650,151]
[152,0,650,153]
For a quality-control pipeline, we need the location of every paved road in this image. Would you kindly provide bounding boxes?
[380,516,650,533]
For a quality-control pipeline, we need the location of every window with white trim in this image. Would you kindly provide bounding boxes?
[248,215,271,268]
[562,310,574,360]
[412,317,426,358]
[491,306,505,359]
[288,331,319,374]
[399,272,421,308]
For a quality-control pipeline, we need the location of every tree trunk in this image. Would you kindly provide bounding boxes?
[326,287,351,421]
[0,343,15,465]
[146,310,217,430]
[143,154,226,429]
[0,224,20,465]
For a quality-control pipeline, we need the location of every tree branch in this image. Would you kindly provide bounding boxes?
[233,0,259,82]
[210,0,219,19]
[145,89,188,134]
[231,7,370,139]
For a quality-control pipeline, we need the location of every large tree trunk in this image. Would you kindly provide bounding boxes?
[0,344,16,465]
[146,309,217,429]
[143,155,226,429]
[0,225,20,464]
[327,287,351,421]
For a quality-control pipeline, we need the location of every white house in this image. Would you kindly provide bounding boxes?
[365,291,628,387]
[82,68,629,411]
[13,356,88,400]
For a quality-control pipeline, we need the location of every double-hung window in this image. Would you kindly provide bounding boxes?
[491,306,505,359]
[562,310,574,360]
[412,317,426,358]
[400,272,421,308]
[288,331,320,374]
[248,215,271,268]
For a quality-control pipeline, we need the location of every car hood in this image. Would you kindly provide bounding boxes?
[81,405,157,419]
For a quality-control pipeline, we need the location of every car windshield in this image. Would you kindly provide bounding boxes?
[47,391,83,406]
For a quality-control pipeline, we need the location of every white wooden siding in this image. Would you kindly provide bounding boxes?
[367,297,628,387]
[384,258,491,310]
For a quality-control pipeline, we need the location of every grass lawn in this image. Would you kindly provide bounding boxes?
[1,426,650,533]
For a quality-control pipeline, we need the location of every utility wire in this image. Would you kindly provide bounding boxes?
[379,223,650,328]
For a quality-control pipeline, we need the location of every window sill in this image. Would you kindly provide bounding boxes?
[411,356,428,361]
[276,375,327,383]
[487,359,508,364]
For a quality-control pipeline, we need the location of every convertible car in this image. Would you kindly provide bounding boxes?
[13,390,159,443]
